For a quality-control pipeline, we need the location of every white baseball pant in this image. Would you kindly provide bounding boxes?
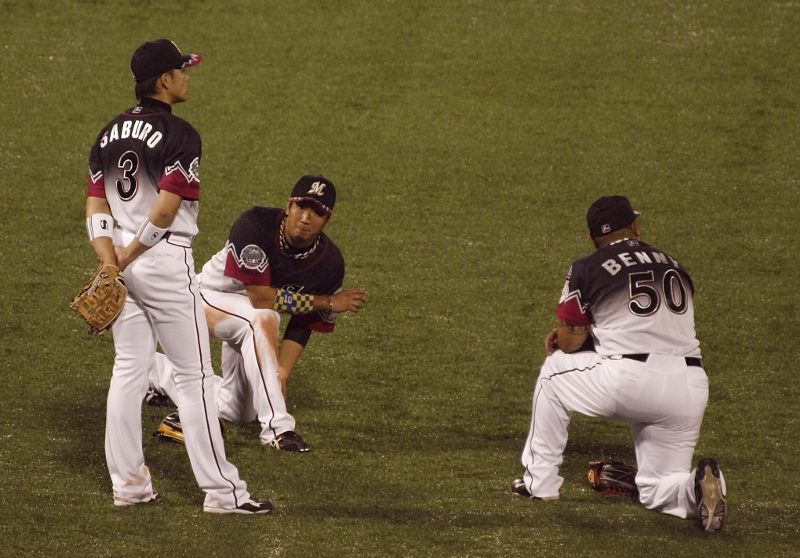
[520,351,724,517]
[149,289,295,444]
[107,230,251,509]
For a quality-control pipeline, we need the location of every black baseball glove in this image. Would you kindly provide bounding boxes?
[587,459,639,498]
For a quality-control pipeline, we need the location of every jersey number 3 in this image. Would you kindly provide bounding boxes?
[628,270,688,316]
[115,150,139,201]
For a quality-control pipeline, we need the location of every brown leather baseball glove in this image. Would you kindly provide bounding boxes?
[70,264,127,335]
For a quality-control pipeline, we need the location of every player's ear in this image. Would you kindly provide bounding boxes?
[156,72,169,92]
[588,234,599,250]
[631,221,641,239]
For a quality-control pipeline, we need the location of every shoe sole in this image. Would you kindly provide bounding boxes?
[510,478,558,501]
[114,493,161,506]
[264,439,310,452]
[511,491,559,502]
[697,462,726,532]
[204,505,273,515]
[155,424,185,444]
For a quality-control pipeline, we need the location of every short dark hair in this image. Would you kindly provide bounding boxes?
[134,70,172,101]
[592,224,638,249]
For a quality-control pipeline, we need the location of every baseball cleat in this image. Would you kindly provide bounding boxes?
[114,491,161,507]
[153,412,227,444]
[144,387,174,408]
[154,411,185,444]
[510,477,533,497]
[265,431,310,452]
[510,477,559,501]
[204,498,273,515]
[695,458,726,532]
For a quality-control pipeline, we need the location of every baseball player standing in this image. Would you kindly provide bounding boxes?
[150,175,367,451]
[84,39,270,513]
[510,196,726,532]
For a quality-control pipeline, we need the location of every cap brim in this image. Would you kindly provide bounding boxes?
[290,197,332,215]
[181,53,202,69]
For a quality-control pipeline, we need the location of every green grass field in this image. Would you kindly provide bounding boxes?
[1,1,798,556]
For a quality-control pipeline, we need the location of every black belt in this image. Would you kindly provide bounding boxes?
[163,232,193,247]
[622,354,703,368]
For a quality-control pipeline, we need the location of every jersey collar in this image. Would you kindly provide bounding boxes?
[138,96,173,113]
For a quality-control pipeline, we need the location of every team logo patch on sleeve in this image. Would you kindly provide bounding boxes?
[234,244,269,272]
[165,158,200,183]
[188,157,200,182]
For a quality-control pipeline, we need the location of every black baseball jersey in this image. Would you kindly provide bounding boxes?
[556,239,701,357]
[87,97,201,237]
[200,206,344,333]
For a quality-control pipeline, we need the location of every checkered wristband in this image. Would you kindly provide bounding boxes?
[273,289,316,314]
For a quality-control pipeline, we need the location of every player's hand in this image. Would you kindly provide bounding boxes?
[114,238,150,271]
[545,328,559,356]
[331,288,367,313]
[114,244,131,272]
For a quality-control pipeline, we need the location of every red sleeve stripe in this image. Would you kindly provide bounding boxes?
[224,250,271,286]
[87,174,106,198]
[159,164,200,200]
[556,296,592,327]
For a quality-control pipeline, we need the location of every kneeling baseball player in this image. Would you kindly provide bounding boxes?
[149,175,366,451]
[511,196,726,533]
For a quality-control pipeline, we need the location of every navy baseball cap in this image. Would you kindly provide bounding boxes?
[587,196,641,237]
[289,175,336,215]
[130,39,201,82]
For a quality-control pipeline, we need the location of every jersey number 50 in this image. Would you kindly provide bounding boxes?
[628,270,687,316]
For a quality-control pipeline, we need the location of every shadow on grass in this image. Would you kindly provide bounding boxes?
[292,496,682,534]
[45,385,109,493]
[302,417,636,462]
[47,386,200,501]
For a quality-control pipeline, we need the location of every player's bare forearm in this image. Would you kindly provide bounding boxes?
[115,190,182,271]
[555,321,590,354]
[92,238,117,266]
[86,197,117,265]
[115,239,148,271]
[246,284,279,309]
[148,190,183,228]
[86,196,112,219]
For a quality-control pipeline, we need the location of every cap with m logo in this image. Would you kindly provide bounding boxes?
[289,174,336,215]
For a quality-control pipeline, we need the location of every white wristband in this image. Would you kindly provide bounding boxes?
[135,217,168,247]
[86,213,113,241]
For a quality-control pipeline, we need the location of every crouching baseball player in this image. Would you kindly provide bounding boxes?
[510,196,726,533]
[149,175,366,451]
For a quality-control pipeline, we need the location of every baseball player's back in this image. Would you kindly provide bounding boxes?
[512,196,726,533]
[558,239,700,357]
[84,39,269,514]
[89,100,201,238]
